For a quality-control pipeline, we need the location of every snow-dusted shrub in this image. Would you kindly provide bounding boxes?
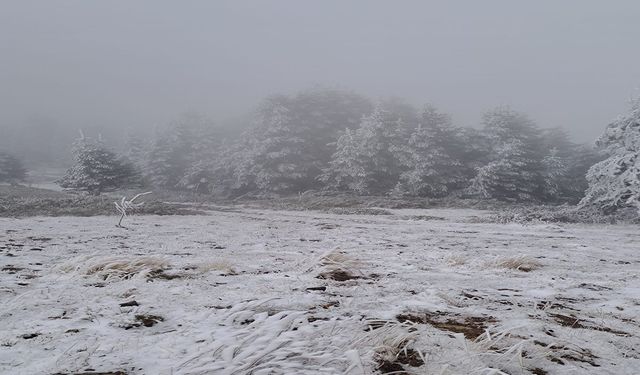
[580,99,640,215]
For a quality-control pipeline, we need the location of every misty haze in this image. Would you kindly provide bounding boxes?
[1,2,639,375]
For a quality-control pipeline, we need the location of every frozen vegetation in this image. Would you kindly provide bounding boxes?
[1,207,638,374]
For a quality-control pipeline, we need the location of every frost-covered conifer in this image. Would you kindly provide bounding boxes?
[234,101,308,194]
[177,116,223,194]
[229,89,374,195]
[393,105,465,197]
[321,107,403,194]
[469,107,545,201]
[123,133,148,169]
[146,113,219,191]
[58,135,142,195]
[580,99,640,213]
[541,148,568,199]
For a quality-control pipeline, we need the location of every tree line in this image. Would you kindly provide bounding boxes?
[3,87,637,213]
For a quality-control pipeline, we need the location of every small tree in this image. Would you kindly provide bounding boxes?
[0,151,27,185]
[58,135,142,195]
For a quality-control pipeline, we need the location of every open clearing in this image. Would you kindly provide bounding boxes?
[1,207,638,374]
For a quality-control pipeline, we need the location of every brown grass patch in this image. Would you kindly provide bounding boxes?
[397,312,496,340]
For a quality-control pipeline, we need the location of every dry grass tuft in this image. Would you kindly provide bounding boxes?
[194,261,237,275]
[497,256,542,272]
[447,255,467,266]
[84,256,171,280]
[318,248,362,270]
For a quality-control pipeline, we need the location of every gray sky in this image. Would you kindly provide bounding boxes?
[1,0,639,142]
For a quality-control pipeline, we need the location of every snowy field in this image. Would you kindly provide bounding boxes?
[1,207,639,375]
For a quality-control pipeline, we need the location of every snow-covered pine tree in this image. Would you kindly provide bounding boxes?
[538,127,602,203]
[238,99,308,194]
[58,135,142,195]
[393,105,465,197]
[229,89,374,195]
[469,107,545,201]
[0,151,27,185]
[321,107,404,194]
[146,113,214,191]
[580,99,640,213]
[177,115,223,194]
[123,132,148,169]
[562,144,603,202]
[540,147,568,201]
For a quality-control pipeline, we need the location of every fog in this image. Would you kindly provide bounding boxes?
[2,0,640,157]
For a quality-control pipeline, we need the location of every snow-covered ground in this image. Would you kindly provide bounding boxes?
[0,207,638,375]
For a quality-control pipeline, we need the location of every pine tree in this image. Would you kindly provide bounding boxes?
[236,100,308,194]
[177,116,223,194]
[393,105,465,197]
[541,148,568,200]
[58,135,142,195]
[580,99,640,213]
[145,113,218,191]
[321,107,404,194]
[226,88,374,195]
[123,133,148,169]
[0,151,27,185]
[469,107,545,201]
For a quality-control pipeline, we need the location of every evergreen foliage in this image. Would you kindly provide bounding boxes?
[580,99,640,213]
[469,107,546,201]
[48,89,613,205]
[146,113,221,192]
[320,107,404,194]
[228,88,373,195]
[393,105,465,197]
[58,135,142,195]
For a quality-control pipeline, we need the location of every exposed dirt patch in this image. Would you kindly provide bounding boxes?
[397,312,495,340]
[2,265,24,273]
[376,360,407,374]
[20,333,40,339]
[550,313,587,328]
[146,269,183,280]
[578,283,612,291]
[396,348,424,367]
[306,286,327,291]
[317,269,361,281]
[122,314,164,329]
[529,368,548,375]
[549,313,630,336]
[535,339,600,367]
[135,314,164,327]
